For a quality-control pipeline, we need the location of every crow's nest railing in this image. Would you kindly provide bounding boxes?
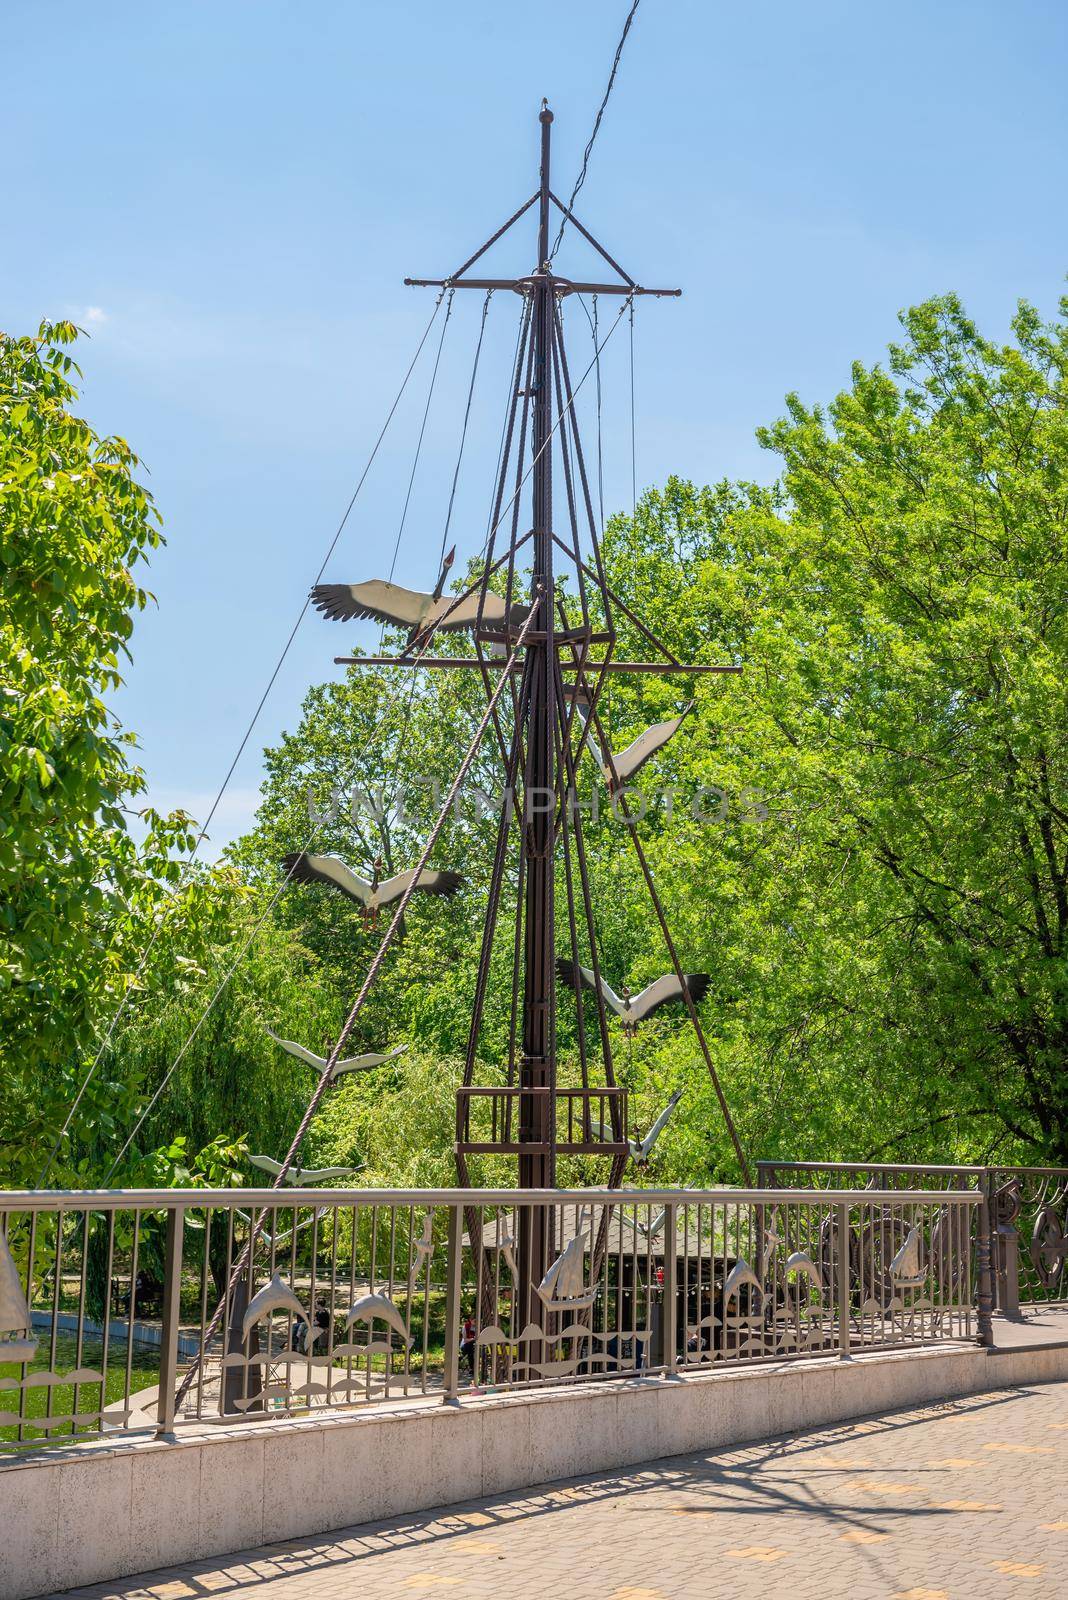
[1,1184,986,1455]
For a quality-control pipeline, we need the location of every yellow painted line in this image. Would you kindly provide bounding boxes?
[725,1547,787,1563]
[839,1529,890,1544]
[991,1561,1046,1577]
[983,1442,1054,1455]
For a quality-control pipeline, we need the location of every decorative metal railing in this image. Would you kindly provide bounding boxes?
[0,1184,982,1455]
[987,1168,1068,1308]
[758,1161,1068,1309]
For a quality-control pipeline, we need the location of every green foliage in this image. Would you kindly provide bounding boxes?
[603,291,1068,1166]
[13,290,1067,1194]
[0,323,243,1185]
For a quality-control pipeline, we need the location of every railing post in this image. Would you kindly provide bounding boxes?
[976,1189,995,1348]
[442,1201,463,1407]
[155,1205,185,1439]
[661,1203,679,1377]
[836,1202,851,1359]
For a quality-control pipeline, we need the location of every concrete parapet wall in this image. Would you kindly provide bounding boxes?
[3,1340,1066,1600]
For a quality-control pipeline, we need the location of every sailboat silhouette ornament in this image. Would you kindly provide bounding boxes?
[0,1230,37,1363]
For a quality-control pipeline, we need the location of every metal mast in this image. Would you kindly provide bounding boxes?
[516,103,558,1311]
[520,104,556,1188]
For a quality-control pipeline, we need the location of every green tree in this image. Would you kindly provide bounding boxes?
[607,291,1068,1166]
[0,321,236,1184]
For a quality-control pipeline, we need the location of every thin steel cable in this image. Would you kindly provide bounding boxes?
[439,290,492,568]
[380,290,455,649]
[485,298,529,545]
[388,287,491,789]
[592,295,605,531]
[37,289,449,1190]
[95,293,633,1185]
[549,0,642,261]
[629,296,636,519]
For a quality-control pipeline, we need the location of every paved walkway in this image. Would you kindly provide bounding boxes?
[49,1382,1068,1600]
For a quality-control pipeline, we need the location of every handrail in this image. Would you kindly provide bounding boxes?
[757,1159,988,1176]
[0,1184,983,1210]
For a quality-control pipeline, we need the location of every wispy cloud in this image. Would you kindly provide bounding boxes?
[81,305,109,325]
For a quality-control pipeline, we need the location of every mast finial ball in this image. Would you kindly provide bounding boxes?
[540,99,553,124]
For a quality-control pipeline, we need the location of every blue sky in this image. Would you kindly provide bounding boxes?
[5,0,1066,855]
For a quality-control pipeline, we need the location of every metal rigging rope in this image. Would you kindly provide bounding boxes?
[38,288,451,1189]
[629,295,637,519]
[381,290,455,649]
[439,290,492,568]
[549,0,642,261]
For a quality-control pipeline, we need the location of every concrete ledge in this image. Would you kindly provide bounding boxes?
[3,1339,1067,1600]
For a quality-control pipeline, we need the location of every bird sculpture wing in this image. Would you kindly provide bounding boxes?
[554,958,625,1017]
[428,589,525,632]
[606,705,694,787]
[265,1028,328,1071]
[638,1089,684,1158]
[333,1044,409,1075]
[248,1154,284,1177]
[310,580,432,627]
[283,851,372,905]
[629,972,710,1022]
[294,1166,361,1183]
[376,868,463,906]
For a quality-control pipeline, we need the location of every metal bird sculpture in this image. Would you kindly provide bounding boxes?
[575,701,695,791]
[265,1028,407,1078]
[555,959,710,1036]
[310,546,525,648]
[636,1207,668,1240]
[282,851,462,929]
[628,1089,684,1167]
[235,1206,324,1250]
[248,1155,362,1186]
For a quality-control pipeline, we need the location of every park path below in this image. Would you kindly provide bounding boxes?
[46,1381,1068,1600]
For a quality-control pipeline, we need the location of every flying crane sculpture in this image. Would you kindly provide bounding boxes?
[283,850,462,928]
[555,960,710,1036]
[575,699,695,791]
[311,544,527,648]
[248,1155,363,1186]
[265,1028,408,1078]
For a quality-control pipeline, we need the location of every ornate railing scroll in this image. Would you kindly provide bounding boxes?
[988,1168,1068,1307]
[1,1183,979,1455]
[758,1161,1068,1310]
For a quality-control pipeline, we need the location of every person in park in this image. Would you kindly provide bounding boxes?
[460,1311,476,1376]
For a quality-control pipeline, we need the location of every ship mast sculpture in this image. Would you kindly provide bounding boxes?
[173,102,750,1411]
[314,104,749,1323]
